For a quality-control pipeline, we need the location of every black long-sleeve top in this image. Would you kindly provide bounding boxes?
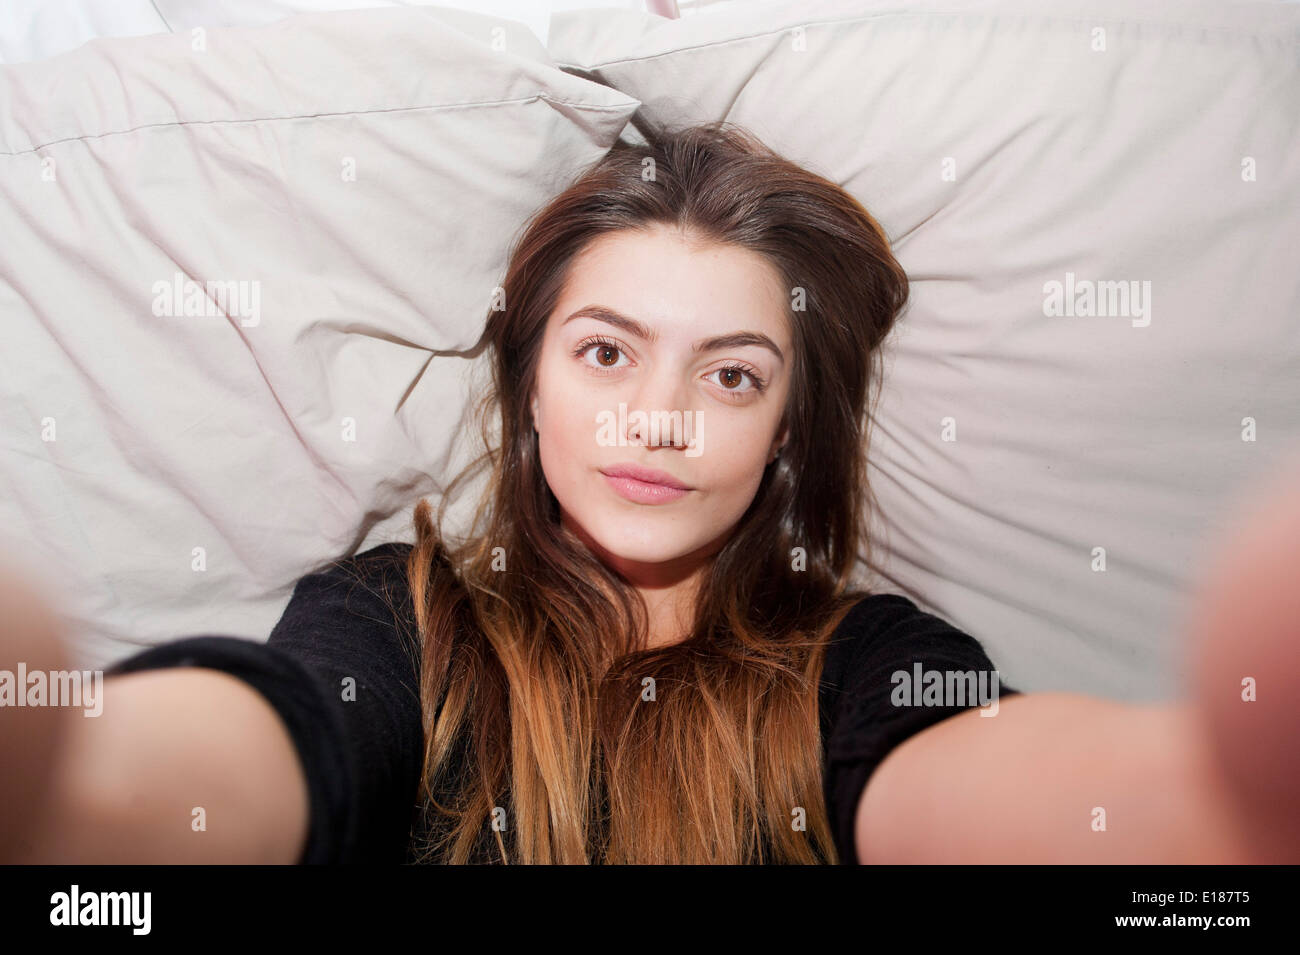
[104,542,1019,864]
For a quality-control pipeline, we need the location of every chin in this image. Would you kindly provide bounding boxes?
[562,505,694,566]
[595,518,693,563]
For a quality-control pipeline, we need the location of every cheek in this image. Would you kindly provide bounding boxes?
[538,349,601,421]
[534,359,600,489]
[693,424,770,503]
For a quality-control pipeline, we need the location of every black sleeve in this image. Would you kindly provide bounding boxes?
[821,594,1020,865]
[103,542,424,864]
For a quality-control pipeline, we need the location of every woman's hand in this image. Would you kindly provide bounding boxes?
[1186,453,1300,863]
[0,558,78,862]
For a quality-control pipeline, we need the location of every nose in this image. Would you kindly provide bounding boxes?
[626,366,693,449]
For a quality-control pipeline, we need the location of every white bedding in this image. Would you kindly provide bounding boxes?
[0,0,652,63]
[0,5,638,668]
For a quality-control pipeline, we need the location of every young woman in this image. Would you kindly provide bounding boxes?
[3,122,1296,865]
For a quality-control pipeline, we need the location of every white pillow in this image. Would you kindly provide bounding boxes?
[0,0,169,64]
[0,1,654,64]
[549,0,1300,700]
[0,6,638,669]
[152,1,648,49]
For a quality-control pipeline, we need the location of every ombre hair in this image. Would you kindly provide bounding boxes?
[392,120,908,863]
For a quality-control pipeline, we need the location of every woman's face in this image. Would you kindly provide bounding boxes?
[531,223,792,584]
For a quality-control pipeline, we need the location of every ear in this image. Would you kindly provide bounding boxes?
[768,421,788,464]
[531,393,539,432]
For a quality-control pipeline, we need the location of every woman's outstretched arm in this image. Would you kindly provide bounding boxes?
[0,566,310,864]
[30,668,311,864]
[854,462,1300,865]
[854,692,1254,863]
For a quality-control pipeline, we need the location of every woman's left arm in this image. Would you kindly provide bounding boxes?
[854,691,1253,863]
[856,457,1300,865]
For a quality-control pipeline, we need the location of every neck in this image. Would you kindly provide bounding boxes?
[558,509,718,651]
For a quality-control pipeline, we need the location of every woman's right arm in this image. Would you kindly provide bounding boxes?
[25,667,311,864]
[6,541,425,866]
[0,565,310,865]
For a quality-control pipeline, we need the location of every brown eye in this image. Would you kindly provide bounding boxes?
[706,366,761,396]
[577,339,631,372]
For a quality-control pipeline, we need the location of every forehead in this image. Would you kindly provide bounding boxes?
[551,224,792,345]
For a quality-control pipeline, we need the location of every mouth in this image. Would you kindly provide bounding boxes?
[599,463,692,505]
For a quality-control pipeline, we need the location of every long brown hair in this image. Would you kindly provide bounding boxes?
[401,120,907,863]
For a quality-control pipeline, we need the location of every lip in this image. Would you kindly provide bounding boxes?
[599,463,692,504]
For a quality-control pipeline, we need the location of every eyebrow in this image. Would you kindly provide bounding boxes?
[561,305,785,363]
